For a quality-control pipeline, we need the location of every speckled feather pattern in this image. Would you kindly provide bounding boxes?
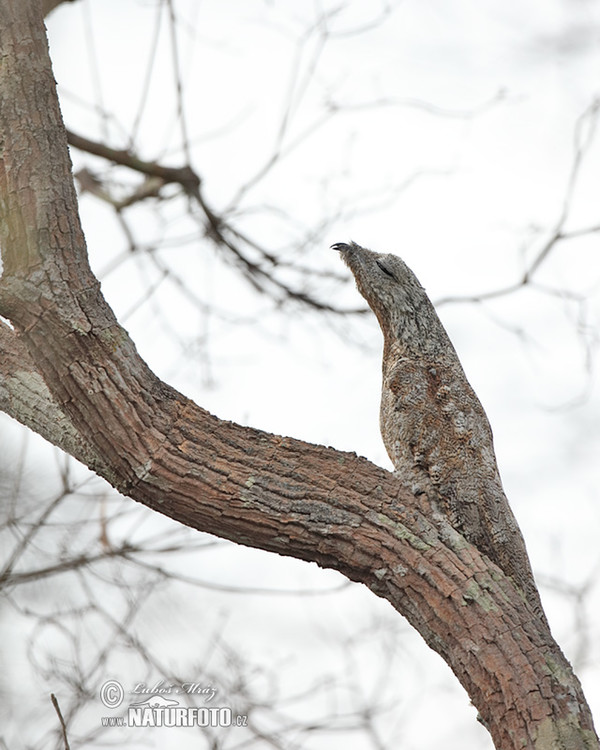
[334,241,547,625]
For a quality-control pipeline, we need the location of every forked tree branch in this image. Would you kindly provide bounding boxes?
[66,129,202,192]
[0,3,597,748]
[66,129,359,314]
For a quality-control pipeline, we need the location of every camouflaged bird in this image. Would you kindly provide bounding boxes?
[333,241,547,625]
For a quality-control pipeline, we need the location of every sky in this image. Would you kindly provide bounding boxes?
[2,1,600,748]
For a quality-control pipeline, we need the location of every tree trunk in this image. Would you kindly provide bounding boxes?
[0,2,597,748]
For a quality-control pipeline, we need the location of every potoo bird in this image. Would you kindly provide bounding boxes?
[333,240,547,625]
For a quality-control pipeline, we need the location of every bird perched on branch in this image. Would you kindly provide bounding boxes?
[333,240,547,625]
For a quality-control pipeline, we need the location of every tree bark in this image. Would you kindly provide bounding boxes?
[41,0,77,18]
[0,2,597,748]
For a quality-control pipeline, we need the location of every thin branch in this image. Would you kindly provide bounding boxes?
[166,0,192,164]
[0,490,70,585]
[436,100,600,308]
[50,693,71,750]
[325,88,508,119]
[121,553,353,596]
[525,98,600,281]
[81,0,108,142]
[68,129,361,313]
[129,0,164,147]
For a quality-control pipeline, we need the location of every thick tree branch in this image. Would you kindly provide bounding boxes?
[66,129,202,192]
[0,320,109,473]
[0,3,597,749]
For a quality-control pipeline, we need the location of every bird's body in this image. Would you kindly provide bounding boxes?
[333,241,547,624]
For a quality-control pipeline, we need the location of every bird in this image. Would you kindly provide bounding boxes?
[333,240,547,625]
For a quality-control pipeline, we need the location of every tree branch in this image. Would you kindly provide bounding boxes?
[50,693,71,750]
[67,128,358,313]
[42,0,77,18]
[0,3,597,749]
[0,320,110,476]
[66,129,202,192]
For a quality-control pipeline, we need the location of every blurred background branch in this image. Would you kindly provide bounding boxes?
[1,1,599,748]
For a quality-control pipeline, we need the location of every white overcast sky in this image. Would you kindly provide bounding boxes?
[2,1,600,748]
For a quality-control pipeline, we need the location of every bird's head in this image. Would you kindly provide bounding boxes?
[332,241,449,358]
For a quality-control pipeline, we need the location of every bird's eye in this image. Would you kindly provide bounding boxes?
[376,259,395,280]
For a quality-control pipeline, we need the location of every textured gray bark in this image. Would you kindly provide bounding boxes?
[0,3,597,748]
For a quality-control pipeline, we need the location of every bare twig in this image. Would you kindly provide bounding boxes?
[436,99,600,307]
[50,693,71,750]
[67,130,362,313]
[166,0,192,164]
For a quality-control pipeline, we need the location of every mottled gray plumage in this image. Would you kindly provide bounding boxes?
[333,240,547,624]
